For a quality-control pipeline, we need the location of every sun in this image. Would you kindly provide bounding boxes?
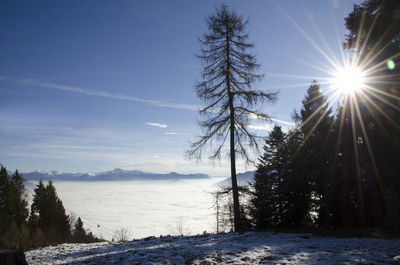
[333,66,366,94]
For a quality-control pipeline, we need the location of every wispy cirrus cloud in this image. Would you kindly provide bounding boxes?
[0,76,295,127]
[165,132,176,135]
[14,78,200,111]
[270,118,295,126]
[248,124,274,131]
[247,113,295,126]
[145,122,168,128]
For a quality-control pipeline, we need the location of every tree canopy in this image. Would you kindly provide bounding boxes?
[188,4,277,232]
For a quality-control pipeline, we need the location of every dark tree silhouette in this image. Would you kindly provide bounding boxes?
[187,4,277,232]
[0,166,11,235]
[251,124,313,229]
[296,81,335,226]
[0,166,30,249]
[344,0,400,230]
[10,170,29,227]
[73,217,86,242]
[251,125,286,229]
[29,181,71,244]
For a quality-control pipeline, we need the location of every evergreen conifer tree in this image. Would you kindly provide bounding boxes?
[0,166,10,229]
[295,80,335,226]
[10,170,29,227]
[29,181,71,244]
[251,125,286,229]
[344,0,400,230]
[0,166,12,247]
[0,166,30,249]
[281,129,311,228]
[187,4,277,232]
[334,100,364,227]
[73,217,86,242]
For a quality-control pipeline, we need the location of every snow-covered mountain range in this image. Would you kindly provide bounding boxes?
[215,171,255,187]
[21,168,211,181]
[19,168,256,184]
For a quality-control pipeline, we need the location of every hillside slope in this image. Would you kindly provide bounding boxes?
[26,232,400,264]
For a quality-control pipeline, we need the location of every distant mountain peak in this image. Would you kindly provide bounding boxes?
[214,171,255,188]
[22,168,211,181]
[34,170,62,175]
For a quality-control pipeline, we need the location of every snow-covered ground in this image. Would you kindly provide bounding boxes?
[26,232,400,264]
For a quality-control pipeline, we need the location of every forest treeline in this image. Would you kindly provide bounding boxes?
[248,0,400,232]
[191,0,399,233]
[215,79,399,233]
[205,0,399,233]
[0,166,102,250]
[250,78,399,231]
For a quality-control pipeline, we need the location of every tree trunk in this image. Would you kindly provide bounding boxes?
[384,187,399,230]
[229,95,241,232]
[383,173,400,231]
[224,19,241,233]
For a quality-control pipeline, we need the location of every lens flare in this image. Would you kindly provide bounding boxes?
[387,59,395,70]
[333,66,366,94]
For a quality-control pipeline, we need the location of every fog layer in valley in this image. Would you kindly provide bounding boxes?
[26,178,222,240]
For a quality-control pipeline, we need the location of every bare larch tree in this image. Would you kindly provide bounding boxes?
[187,5,277,232]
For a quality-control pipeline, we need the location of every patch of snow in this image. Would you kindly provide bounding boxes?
[25,232,400,265]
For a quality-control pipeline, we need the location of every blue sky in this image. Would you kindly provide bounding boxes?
[0,0,360,176]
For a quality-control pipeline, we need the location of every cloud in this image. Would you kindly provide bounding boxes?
[145,122,168,128]
[3,76,295,126]
[248,113,295,127]
[270,118,295,126]
[1,123,183,171]
[19,79,200,111]
[0,119,254,176]
[248,124,274,131]
[165,132,176,135]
